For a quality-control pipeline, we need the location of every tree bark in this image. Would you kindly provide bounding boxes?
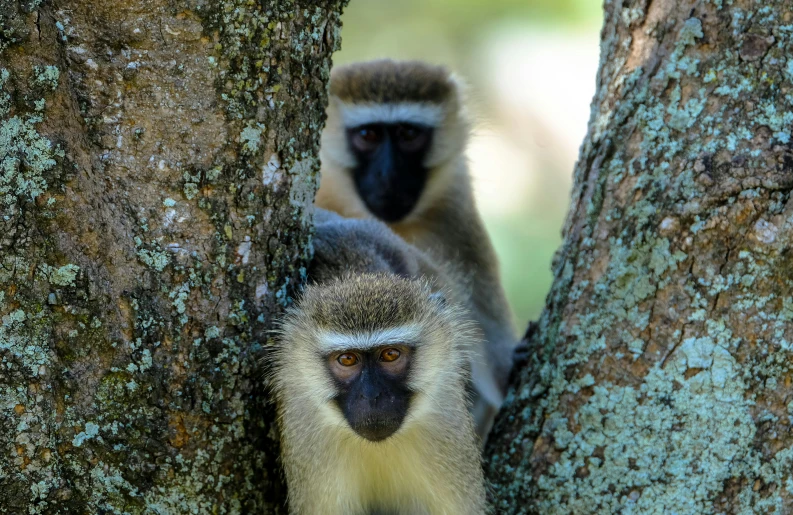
[486,1,793,513]
[0,0,344,512]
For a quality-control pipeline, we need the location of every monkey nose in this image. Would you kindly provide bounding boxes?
[358,392,382,406]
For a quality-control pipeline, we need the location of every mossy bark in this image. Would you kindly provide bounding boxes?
[0,0,345,512]
[486,1,793,513]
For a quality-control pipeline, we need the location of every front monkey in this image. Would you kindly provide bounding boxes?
[317,59,516,437]
[270,274,486,515]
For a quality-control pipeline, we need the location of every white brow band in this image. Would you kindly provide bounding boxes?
[320,325,422,352]
[338,102,444,128]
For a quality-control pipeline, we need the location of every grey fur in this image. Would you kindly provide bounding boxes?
[317,60,518,440]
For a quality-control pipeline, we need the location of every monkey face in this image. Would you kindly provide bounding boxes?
[327,344,415,441]
[346,123,434,223]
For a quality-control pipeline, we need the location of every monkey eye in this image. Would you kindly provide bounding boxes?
[358,127,380,143]
[349,126,382,153]
[337,353,359,367]
[379,348,401,362]
[395,124,430,152]
[397,125,420,141]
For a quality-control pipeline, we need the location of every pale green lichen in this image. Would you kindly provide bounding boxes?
[534,320,757,512]
[0,69,9,117]
[32,65,60,91]
[136,248,170,271]
[677,18,704,48]
[41,263,81,286]
[72,421,100,447]
[138,349,152,372]
[135,237,170,271]
[169,282,190,315]
[0,67,63,210]
[0,113,62,207]
[1,305,51,375]
[2,1,343,511]
[240,124,264,153]
[183,182,199,200]
[206,166,222,183]
[489,3,793,512]
[288,158,317,226]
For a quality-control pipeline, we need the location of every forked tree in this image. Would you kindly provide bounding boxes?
[1,0,344,511]
[5,0,792,513]
[486,1,793,514]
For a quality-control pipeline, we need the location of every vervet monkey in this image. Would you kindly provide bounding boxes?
[309,208,460,292]
[317,60,516,436]
[270,273,486,515]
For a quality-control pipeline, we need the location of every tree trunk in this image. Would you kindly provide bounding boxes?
[0,0,344,512]
[486,1,793,513]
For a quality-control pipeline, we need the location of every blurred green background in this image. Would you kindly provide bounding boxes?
[334,0,602,331]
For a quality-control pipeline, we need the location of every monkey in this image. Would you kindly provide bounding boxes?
[309,208,482,414]
[309,207,464,294]
[269,273,487,515]
[316,59,517,438]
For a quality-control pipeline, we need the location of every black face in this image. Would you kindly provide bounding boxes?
[326,345,414,442]
[346,123,434,223]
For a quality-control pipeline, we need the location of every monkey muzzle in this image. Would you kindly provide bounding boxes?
[346,399,406,442]
[351,125,431,223]
[336,368,412,442]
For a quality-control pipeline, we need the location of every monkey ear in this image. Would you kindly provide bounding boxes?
[428,291,447,307]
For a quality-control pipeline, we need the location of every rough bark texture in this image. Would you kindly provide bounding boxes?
[486,1,793,513]
[0,0,344,512]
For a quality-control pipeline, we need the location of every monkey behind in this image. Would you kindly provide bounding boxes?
[317,59,518,439]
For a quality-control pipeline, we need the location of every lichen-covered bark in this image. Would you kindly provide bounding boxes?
[486,1,793,513]
[0,0,345,512]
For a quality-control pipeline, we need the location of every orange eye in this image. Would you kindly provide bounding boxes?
[380,348,401,362]
[337,353,358,367]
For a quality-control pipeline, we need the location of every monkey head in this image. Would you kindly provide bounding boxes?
[319,60,470,223]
